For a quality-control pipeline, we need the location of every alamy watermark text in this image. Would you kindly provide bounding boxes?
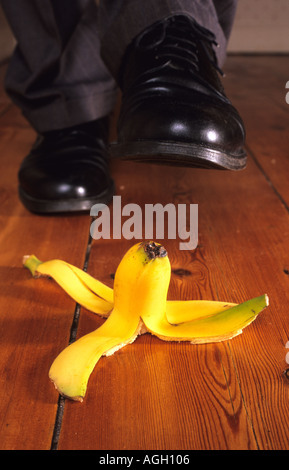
[90,196,198,250]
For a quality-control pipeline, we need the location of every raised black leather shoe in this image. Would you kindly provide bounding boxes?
[18,117,114,214]
[111,15,247,170]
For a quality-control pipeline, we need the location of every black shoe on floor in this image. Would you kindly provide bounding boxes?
[111,15,246,170]
[18,117,114,214]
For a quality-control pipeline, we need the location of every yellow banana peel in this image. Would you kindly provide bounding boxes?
[23,242,269,402]
[23,254,113,317]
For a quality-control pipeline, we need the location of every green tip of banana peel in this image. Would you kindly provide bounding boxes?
[144,294,269,344]
[23,254,43,277]
[23,242,269,402]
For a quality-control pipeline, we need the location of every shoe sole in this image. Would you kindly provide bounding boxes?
[110,140,247,171]
[18,180,115,215]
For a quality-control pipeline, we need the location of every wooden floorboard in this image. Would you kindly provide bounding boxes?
[225,55,289,208]
[0,56,288,450]
[0,105,92,450]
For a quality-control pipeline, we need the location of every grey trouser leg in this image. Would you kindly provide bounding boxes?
[1,0,238,133]
[99,0,238,81]
[1,0,118,133]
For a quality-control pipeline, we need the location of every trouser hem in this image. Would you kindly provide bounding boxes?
[21,88,118,134]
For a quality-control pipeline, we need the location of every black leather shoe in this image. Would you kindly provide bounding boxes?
[111,15,246,170]
[18,117,114,214]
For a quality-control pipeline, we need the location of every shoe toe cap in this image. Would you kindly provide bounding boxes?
[118,94,245,156]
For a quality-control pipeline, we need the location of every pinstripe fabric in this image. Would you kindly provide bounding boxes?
[1,0,117,132]
[1,0,238,133]
[99,0,236,81]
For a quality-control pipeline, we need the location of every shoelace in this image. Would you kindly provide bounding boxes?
[136,15,224,77]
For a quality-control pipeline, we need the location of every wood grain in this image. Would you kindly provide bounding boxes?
[0,56,289,450]
[0,105,92,449]
[57,57,289,450]
[224,55,289,208]
[58,154,289,449]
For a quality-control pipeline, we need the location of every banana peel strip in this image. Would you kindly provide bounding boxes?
[48,310,143,401]
[23,254,237,323]
[23,253,268,338]
[23,255,113,317]
[144,295,268,344]
[23,249,269,402]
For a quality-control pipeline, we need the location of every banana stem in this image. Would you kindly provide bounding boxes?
[23,255,43,277]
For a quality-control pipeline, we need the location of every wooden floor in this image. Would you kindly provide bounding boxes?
[0,55,289,451]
